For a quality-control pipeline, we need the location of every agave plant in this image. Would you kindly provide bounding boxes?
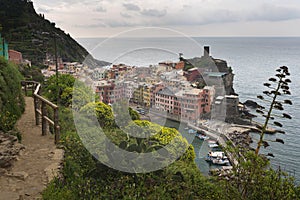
[255,66,292,156]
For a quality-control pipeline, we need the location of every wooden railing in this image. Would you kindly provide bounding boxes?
[21,81,60,144]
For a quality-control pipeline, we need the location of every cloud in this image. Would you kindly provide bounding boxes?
[140,9,167,17]
[37,7,53,13]
[246,4,300,22]
[123,3,140,11]
[120,12,132,18]
[75,22,108,28]
[32,0,300,37]
[94,6,106,12]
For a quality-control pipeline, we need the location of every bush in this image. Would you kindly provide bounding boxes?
[0,57,25,132]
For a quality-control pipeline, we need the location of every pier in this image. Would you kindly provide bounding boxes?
[187,123,239,166]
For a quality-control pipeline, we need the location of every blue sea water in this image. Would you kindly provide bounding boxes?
[77,37,300,182]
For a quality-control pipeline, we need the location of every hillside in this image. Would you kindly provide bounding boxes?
[0,0,108,67]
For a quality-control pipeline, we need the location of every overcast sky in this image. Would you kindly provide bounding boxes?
[32,0,300,38]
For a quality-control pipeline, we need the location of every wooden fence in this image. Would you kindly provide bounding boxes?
[21,81,60,144]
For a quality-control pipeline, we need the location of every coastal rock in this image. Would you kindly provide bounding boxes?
[0,132,25,169]
[243,100,258,109]
[7,171,29,181]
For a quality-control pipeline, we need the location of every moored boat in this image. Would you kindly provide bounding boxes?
[212,158,230,165]
[208,143,219,148]
[207,140,217,144]
[188,129,196,134]
[195,133,209,140]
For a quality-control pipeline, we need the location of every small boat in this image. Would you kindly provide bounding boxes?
[207,140,217,144]
[195,133,209,140]
[222,166,233,170]
[208,143,219,148]
[212,158,230,165]
[188,129,196,134]
[208,151,226,158]
[206,151,229,165]
[211,146,222,151]
[184,127,189,130]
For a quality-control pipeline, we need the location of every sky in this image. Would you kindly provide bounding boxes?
[32,0,300,38]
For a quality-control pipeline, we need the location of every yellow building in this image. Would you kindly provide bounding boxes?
[142,85,151,107]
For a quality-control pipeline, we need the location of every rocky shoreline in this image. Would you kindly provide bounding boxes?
[225,126,253,149]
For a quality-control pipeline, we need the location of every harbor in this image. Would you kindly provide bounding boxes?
[147,111,245,176]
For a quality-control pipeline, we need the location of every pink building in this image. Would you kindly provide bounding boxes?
[176,88,211,122]
[154,87,175,113]
[150,82,165,107]
[154,87,211,122]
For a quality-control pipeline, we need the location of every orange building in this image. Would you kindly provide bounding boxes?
[8,50,23,64]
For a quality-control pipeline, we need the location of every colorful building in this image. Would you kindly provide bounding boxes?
[8,49,22,64]
[176,88,211,122]
[95,80,116,104]
[155,87,177,114]
[0,34,9,60]
[154,86,212,122]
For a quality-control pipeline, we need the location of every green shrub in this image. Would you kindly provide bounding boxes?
[0,57,25,132]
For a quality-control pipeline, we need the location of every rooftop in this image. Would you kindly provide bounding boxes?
[157,87,176,96]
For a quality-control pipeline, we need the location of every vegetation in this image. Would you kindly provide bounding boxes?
[43,104,226,199]
[0,57,24,132]
[41,70,300,199]
[219,144,300,200]
[18,63,44,83]
[42,76,227,199]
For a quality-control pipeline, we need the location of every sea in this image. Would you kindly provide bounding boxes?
[77,37,300,183]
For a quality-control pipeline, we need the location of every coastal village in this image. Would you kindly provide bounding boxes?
[1,32,253,172]
[40,45,254,171]
[43,46,244,124]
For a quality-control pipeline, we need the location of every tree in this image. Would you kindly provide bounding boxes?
[80,102,115,128]
[216,66,298,199]
[255,66,292,155]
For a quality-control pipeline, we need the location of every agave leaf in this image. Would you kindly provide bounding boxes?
[256,109,264,114]
[284,79,291,83]
[274,105,284,111]
[274,121,283,127]
[277,130,286,134]
[262,141,270,148]
[284,100,292,105]
[267,153,275,157]
[280,66,288,70]
[283,113,292,119]
[269,78,277,82]
[275,138,284,144]
[257,95,264,100]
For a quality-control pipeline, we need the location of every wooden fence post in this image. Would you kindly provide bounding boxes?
[54,108,60,144]
[42,101,48,136]
[34,95,40,125]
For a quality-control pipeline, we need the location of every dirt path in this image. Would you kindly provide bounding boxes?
[0,97,63,200]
